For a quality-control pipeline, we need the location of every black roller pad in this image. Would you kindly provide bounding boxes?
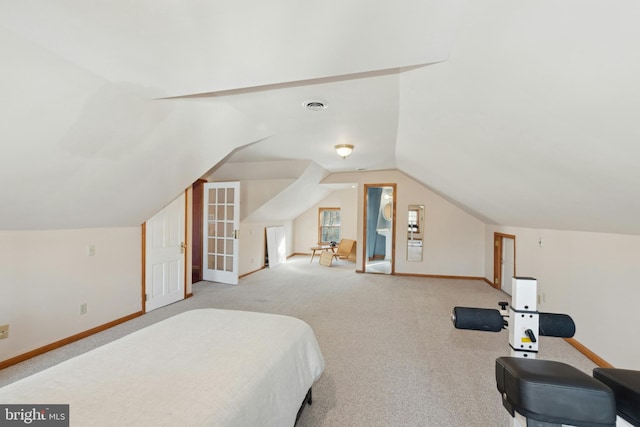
[452,307,504,332]
[496,357,616,427]
[539,312,576,338]
[593,368,640,426]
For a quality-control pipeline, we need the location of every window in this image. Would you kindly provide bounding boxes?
[318,208,341,244]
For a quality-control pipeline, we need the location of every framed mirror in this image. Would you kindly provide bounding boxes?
[382,202,392,221]
[407,205,424,262]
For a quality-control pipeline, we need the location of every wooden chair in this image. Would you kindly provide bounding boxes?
[334,239,356,262]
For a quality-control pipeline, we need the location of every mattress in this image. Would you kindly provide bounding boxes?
[0,309,325,426]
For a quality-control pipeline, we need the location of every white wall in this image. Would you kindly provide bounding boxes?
[293,187,358,253]
[485,225,640,370]
[0,228,141,362]
[322,170,486,276]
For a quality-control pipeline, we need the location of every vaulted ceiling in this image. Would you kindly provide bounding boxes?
[2,1,639,234]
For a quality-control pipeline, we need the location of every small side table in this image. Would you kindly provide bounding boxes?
[309,245,335,263]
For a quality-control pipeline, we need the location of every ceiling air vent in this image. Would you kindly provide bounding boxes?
[303,99,328,111]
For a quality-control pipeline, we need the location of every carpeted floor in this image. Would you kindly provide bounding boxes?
[0,256,596,426]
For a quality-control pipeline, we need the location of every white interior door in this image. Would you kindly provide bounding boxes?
[501,237,515,295]
[145,193,185,312]
[203,182,240,285]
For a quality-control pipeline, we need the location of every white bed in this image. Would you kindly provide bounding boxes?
[0,309,325,426]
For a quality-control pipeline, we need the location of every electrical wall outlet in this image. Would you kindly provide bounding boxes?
[0,324,9,340]
[80,303,88,315]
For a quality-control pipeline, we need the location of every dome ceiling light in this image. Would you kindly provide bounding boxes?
[335,144,354,159]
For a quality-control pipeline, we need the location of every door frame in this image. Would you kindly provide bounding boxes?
[141,191,188,313]
[493,232,516,290]
[191,179,207,283]
[362,183,397,274]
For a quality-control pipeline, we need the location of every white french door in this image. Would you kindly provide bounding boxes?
[203,182,240,285]
[145,192,186,312]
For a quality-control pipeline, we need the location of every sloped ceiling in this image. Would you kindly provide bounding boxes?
[396,1,640,234]
[208,160,338,222]
[2,1,640,234]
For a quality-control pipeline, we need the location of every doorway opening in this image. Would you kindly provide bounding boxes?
[493,232,516,295]
[363,184,396,274]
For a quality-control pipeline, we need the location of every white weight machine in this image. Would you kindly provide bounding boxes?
[452,277,639,427]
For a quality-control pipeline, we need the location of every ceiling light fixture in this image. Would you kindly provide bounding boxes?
[335,144,354,159]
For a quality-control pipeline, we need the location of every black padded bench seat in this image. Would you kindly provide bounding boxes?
[593,368,640,426]
[496,357,616,427]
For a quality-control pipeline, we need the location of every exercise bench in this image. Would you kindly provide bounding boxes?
[496,357,616,427]
[593,368,640,426]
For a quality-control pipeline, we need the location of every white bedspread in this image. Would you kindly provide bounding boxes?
[0,309,325,426]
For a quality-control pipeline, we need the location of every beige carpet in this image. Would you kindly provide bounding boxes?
[0,256,596,426]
